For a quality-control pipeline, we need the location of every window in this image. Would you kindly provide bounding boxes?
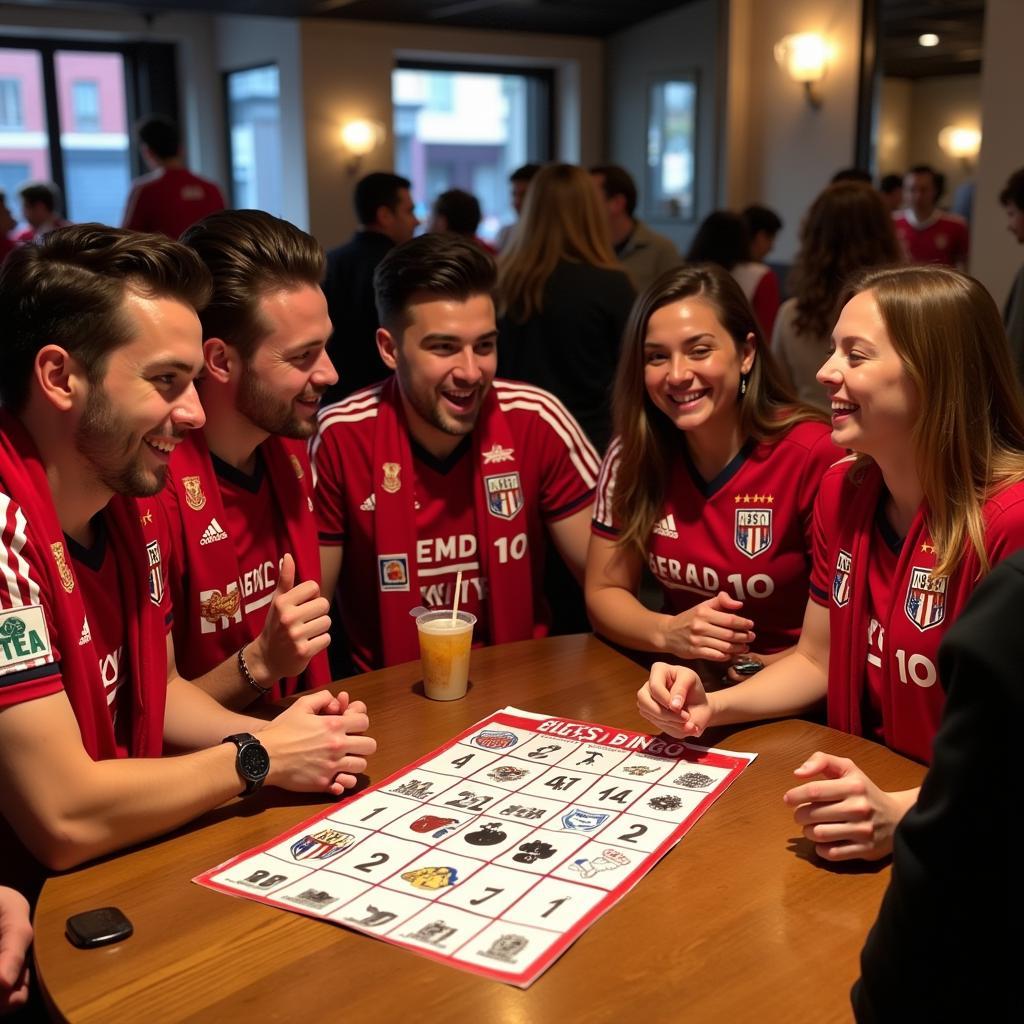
[225,64,283,216]
[392,63,552,242]
[0,76,23,129]
[647,77,697,221]
[71,80,99,132]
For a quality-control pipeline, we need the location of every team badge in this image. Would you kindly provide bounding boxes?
[484,472,524,520]
[182,475,207,511]
[473,729,519,750]
[560,808,609,832]
[289,453,304,479]
[289,828,355,861]
[832,549,852,607]
[905,566,947,631]
[734,507,773,558]
[199,585,242,630]
[50,541,75,593]
[378,554,410,592]
[146,540,164,606]
[401,866,458,891]
[381,462,402,494]
[138,508,153,526]
[0,606,51,671]
[488,765,528,782]
[482,443,515,465]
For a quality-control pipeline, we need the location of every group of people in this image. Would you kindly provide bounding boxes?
[2,158,1023,1016]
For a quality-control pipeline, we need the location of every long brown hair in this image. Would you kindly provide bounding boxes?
[848,265,1024,578]
[790,182,902,339]
[611,263,828,554]
[498,162,620,322]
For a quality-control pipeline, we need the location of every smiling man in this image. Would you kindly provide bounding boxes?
[165,210,339,707]
[0,225,374,882]
[313,234,599,670]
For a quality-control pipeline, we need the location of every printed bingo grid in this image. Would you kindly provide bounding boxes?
[195,708,755,987]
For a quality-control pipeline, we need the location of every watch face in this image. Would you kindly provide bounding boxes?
[239,742,270,781]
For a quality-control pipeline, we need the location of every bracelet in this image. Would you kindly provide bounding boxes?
[238,645,273,696]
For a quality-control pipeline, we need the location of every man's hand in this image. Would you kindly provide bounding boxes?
[783,752,918,862]
[248,553,332,683]
[660,592,755,662]
[0,886,32,1016]
[637,661,712,738]
[259,690,376,797]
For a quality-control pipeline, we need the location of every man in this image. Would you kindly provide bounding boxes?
[428,189,495,253]
[590,164,680,293]
[0,226,375,880]
[165,210,337,708]
[122,114,226,239]
[740,204,782,263]
[15,182,68,243]
[495,163,540,252]
[853,547,1024,1020]
[877,173,904,214]
[322,172,419,402]
[313,234,598,670]
[999,167,1024,388]
[893,164,969,268]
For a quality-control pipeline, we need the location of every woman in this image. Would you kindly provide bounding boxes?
[638,265,1024,862]
[498,163,635,452]
[587,264,839,681]
[688,210,779,339]
[773,181,902,410]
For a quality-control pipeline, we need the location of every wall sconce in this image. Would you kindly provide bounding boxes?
[774,33,830,108]
[937,125,981,167]
[340,118,384,173]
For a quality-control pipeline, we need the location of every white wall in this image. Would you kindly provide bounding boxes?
[0,4,226,188]
[907,74,980,202]
[877,77,911,176]
[215,15,308,230]
[972,0,1024,305]
[605,0,721,252]
[297,17,604,248]
[724,0,863,262]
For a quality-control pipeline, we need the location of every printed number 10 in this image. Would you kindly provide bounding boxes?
[494,534,528,563]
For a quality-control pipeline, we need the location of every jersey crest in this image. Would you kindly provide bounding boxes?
[199,583,242,632]
[484,472,524,520]
[482,443,515,465]
[832,549,852,607]
[381,462,402,494]
[905,566,946,631]
[146,540,164,606]
[734,507,773,558]
[289,453,304,479]
[183,475,207,511]
[51,541,75,593]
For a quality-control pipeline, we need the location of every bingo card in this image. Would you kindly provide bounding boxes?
[195,707,756,988]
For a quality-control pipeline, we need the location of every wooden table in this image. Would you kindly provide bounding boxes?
[34,635,925,1023]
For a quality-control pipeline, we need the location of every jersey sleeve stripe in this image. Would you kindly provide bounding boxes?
[494,381,601,476]
[0,659,62,689]
[495,398,599,488]
[545,488,596,522]
[0,496,41,609]
[808,582,828,603]
[593,441,621,528]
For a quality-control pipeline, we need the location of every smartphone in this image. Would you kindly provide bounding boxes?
[66,907,133,949]
[732,656,764,677]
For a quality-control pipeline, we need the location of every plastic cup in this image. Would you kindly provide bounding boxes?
[416,610,476,701]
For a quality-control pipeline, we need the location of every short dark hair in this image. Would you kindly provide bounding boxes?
[590,164,638,217]
[354,172,411,227]
[510,163,541,184]
[831,167,872,185]
[686,210,750,270]
[741,204,782,238]
[0,224,211,411]
[999,168,1024,209]
[433,189,482,236]
[136,114,181,159]
[180,209,325,360]
[17,181,60,213]
[374,233,496,333]
[907,164,944,197]
[879,173,903,195]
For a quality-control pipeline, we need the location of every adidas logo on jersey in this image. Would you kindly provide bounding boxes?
[200,518,228,546]
[79,617,92,646]
[360,494,376,512]
[653,514,679,539]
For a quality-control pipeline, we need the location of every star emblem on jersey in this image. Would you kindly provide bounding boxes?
[484,472,524,520]
[146,540,164,607]
[200,518,228,546]
[381,462,402,494]
[905,566,947,631]
[183,475,207,511]
[832,549,852,607]
[482,443,515,465]
[138,508,153,526]
[289,453,305,479]
[50,541,75,593]
[734,505,773,558]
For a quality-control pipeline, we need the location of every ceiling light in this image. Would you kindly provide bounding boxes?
[918,33,940,47]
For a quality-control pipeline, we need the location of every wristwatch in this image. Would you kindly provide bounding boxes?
[222,733,270,796]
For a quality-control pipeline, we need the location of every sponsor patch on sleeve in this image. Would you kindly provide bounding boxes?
[0,605,53,676]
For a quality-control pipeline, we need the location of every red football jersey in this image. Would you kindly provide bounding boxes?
[314,380,599,670]
[122,167,226,239]
[592,421,840,654]
[864,506,901,742]
[893,211,969,268]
